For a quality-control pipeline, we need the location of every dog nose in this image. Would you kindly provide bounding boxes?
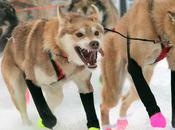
[89,41,99,49]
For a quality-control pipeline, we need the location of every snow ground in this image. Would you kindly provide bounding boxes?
[0,57,175,130]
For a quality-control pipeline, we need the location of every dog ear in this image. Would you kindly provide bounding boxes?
[88,5,100,22]
[168,11,175,24]
[57,6,72,24]
[57,6,65,24]
[77,8,85,16]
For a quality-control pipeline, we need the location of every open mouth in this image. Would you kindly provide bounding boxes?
[75,46,104,69]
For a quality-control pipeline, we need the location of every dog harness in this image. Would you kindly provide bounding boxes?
[48,50,67,81]
[154,43,172,63]
[104,28,172,64]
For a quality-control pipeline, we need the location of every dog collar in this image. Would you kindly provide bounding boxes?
[48,52,65,81]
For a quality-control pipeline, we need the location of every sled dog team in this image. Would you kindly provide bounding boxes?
[1,0,175,130]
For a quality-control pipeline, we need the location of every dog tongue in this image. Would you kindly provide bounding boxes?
[82,50,97,66]
[89,51,97,65]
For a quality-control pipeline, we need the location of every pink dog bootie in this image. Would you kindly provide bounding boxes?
[150,112,166,128]
[102,125,112,130]
[116,119,128,130]
[104,128,112,130]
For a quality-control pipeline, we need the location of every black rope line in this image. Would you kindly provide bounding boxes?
[104,28,159,44]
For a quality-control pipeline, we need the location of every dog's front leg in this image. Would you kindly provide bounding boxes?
[75,78,100,130]
[128,58,166,128]
[25,80,57,129]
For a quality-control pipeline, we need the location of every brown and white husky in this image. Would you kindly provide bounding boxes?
[100,0,175,129]
[1,5,104,130]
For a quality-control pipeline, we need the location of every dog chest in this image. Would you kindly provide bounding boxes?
[33,62,87,87]
[34,65,58,86]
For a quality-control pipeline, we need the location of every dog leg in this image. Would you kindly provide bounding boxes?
[119,66,154,117]
[120,81,138,117]
[100,51,126,130]
[118,65,154,130]
[44,85,64,111]
[128,58,166,128]
[80,92,100,129]
[75,78,100,130]
[2,63,31,125]
[25,80,57,129]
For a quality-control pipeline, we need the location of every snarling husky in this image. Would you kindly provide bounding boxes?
[68,0,118,28]
[101,0,175,129]
[1,5,104,130]
[0,0,18,53]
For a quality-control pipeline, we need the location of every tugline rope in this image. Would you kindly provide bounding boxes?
[15,4,65,12]
[104,28,160,44]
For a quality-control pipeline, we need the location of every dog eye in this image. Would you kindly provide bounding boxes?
[94,31,99,36]
[76,32,84,37]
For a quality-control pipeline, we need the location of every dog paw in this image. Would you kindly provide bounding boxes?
[38,115,57,129]
[150,112,166,128]
[102,125,112,130]
[116,119,128,130]
[105,128,112,130]
[88,127,100,130]
[102,127,112,130]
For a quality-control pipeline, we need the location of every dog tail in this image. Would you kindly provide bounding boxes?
[0,0,19,54]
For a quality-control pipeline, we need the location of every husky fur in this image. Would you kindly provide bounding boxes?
[0,0,18,53]
[100,0,175,126]
[1,5,104,125]
[68,0,118,28]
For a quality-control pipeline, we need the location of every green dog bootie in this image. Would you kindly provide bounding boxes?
[38,117,46,128]
[88,127,100,130]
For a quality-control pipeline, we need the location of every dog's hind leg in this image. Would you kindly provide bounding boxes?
[128,58,166,128]
[120,65,154,117]
[118,65,154,129]
[100,39,127,129]
[1,59,31,125]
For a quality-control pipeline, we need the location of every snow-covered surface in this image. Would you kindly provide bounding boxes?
[0,57,174,130]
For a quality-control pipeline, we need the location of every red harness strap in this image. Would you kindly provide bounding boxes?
[54,60,65,81]
[154,43,172,63]
[49,50,68,81]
